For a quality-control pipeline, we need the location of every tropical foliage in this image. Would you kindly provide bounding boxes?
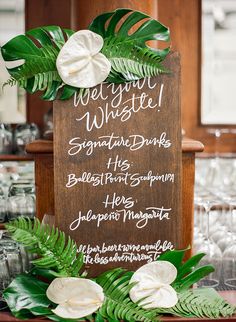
[1,9,170,100]
[3,218,236,321]
[5,217,84,277]
[158,288,236,319]
[158,248,215,291]
[96,268,159,322]
[1,26,79,100]
[3,274,52,320]
[89,8,170,83]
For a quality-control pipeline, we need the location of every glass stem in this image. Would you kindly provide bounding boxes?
[200,206,203,234]
[206,208,210,240]
[230,204,234,241]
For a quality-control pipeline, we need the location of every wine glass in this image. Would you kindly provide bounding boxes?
[222,237,236,288]
[193,196,205,253]
[195,192,222,287]
[216,190,236,252]
[218,190,236,288]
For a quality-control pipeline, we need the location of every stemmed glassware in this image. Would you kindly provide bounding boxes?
[194,154,236,289]
[219,190,236,288]
[205,129,230,189]
[194,192,222,287]
[193,194,205,253]
[216,190,236,252]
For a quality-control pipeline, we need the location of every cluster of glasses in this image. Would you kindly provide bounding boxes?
[0,162,35,223]
[0,230,35,295]
[0,123,40,155]
[194,156,236,290]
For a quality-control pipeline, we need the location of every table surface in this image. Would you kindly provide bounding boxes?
[0,291,235,322]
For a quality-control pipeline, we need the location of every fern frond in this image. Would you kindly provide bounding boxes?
[156,288,236,319]
[95,266,235,321]
[96,268,160,322]
[5,218,84,277]
[103,41,168,83]
[3,77,27,89]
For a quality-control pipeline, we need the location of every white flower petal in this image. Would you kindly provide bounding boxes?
[71,30,103,55]
[131,284,178,309]
[131,261,177,285]
[56,29,111,88]
[46,277,104,307]
[52,302,101,319]
[46,277,80,304]
[129,261,178,309]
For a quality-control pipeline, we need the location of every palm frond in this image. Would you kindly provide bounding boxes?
[156,288,236,319]
[96,268,160,322]
[5,218,83,277]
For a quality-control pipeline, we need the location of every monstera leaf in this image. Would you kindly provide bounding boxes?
[1,9,171,100]
[89,8,170,83]
[1,26,77,100]
[3,274,52,319]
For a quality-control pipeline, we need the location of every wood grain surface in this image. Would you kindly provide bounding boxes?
[53,52,181,276]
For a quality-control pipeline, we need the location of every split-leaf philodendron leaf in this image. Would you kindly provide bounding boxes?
[1,9,170,100]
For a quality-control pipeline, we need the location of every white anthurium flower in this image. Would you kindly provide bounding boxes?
[129,261,178,309]
[56,30,111,88]
[46,277,104,319]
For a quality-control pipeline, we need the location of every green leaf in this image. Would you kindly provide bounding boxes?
[5,218,84,277]
[89,9,170,83]
[95,313,105,322]
[30,267,63,280]
[96,268,160,322]
[157,248,186,270]
[3,274,52,319]
[1,25,75,100]
[89,8,169,43]
[176,265,215,292]
[176,253,206,280]
[155,288,236,319]
[157,249,215,291]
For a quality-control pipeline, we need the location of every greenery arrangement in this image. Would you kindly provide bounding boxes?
[2,218,235,322]
[1,9,170,101]
[1,8,235,321]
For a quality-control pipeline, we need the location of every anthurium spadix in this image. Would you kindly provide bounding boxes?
[46,277,104,319]
[56,30,111,88]
[129,261,178,309]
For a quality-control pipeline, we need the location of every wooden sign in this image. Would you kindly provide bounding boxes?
[54,52,181,276]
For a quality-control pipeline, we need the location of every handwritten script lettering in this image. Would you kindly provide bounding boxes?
[66,171,175,188]
[69,206,171,230]
[78,240,174,264]
[55,65,180,271]
[68,132,171,156]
